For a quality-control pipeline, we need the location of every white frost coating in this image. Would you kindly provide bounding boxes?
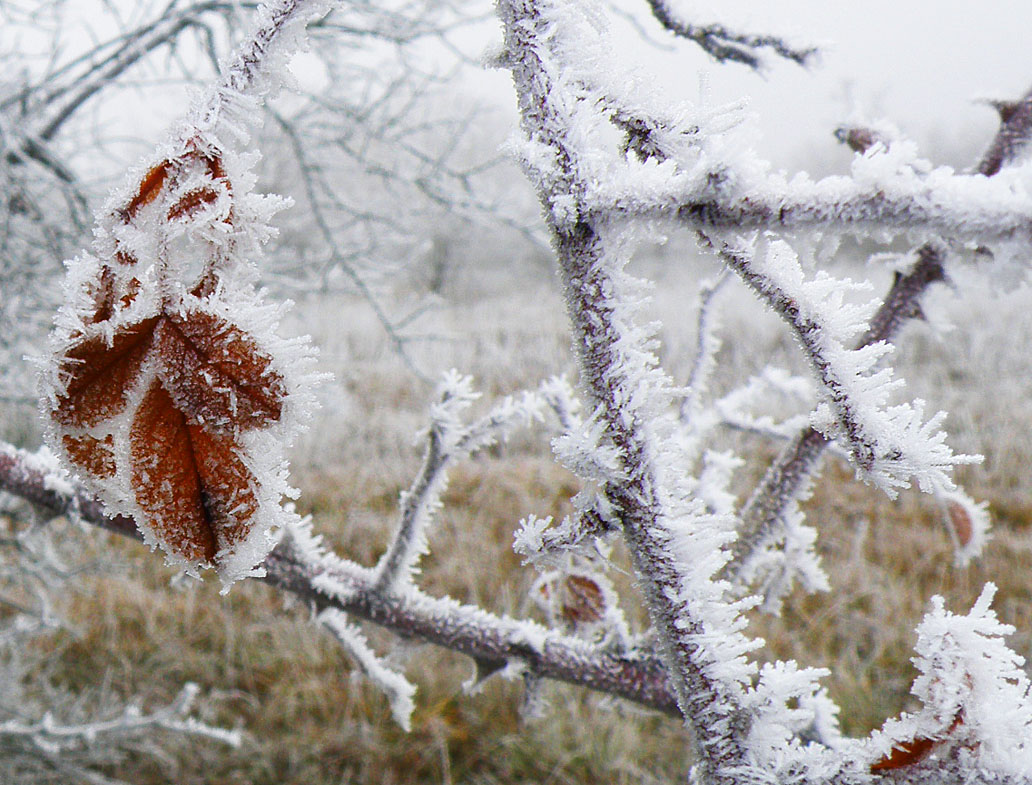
[0,682,242,750]
[743,237,980,497]
[693,450,743,518]
[935,487,991,566]
[318,609,417,732]
[741,661,848,780]
[867,584,1032,778]
[32,446,76,500]
[513,514,555,559]
[712,367,814,442]
[190,0,335,144]
[734,492,829,616]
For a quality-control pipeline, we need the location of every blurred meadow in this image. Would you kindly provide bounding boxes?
[5,239,1032,783]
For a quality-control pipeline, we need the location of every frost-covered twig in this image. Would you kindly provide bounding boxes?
[499,2,767,781]
[978,85,1032,177]
[725,83,1032,591]
[645,172,1032,244]
[318,609,416,730]
[644,0,817,69]
[373,372,546,591]
[680,270,729,426]
[0,683,241,752]
[711,235,977,496]
[192,0,333,137]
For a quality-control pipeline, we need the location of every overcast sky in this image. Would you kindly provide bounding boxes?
[465,1,1032,172]
[640,2,1032,168]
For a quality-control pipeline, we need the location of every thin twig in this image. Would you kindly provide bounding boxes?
[645,0,817,69]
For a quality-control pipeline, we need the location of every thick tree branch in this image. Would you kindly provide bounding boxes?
[498,2,763,782]
[629,179,1031,242]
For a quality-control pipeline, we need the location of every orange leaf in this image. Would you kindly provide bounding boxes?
[560,574,606,624]
[871,713,964,773]
[130,381,259,566]
[946,501,973,547]
[155,309,286,432]
[62,434,116,478]
[54,317,159,429]
[870,736,937,772]
[120,160,171,222]
[47,137,301,580]
[167,187,221,221]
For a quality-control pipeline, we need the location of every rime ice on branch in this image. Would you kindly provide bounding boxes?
[498,2,792,782]
[7,0,1032,782]
[497,0,1032,783]
[39,0,329,584]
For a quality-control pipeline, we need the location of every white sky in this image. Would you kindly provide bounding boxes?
[464,1,1032,172]
[678,1,1032,169]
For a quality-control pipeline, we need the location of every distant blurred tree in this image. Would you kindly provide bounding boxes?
[0,0,532,406]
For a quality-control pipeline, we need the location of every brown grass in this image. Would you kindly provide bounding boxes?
[14,269,1032,783]
[30,435,1030,784]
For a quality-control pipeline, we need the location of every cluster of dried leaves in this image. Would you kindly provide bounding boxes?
[45,141,291,576]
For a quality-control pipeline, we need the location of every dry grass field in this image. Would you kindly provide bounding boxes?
[5,248,1032,784]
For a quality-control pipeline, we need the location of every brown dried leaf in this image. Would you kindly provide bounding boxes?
[871,713,963,773]
[120,161,171,222]
[870,736,937,772]
[62,434,116,478]
[130,381,259,566]
[946,501,973,547]
[561,574,606,624]
[156,309,286,432]
[49,142,291,577]
[167,187,221,221]
[54,317,159,429]
[189,421,259,553]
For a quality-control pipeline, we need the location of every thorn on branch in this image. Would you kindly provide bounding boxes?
[833,125,889,155]
[977,85,1032,176]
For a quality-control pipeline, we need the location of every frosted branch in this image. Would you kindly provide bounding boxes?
[192,0,334,138]
[644,1,816,69]
[978,85,1032,177]
[499,2,766,780]
[514,505,618,566]
[0,683,241,752]
[615,170,1032,245]
[374,372,546,591]
[711,235,978,497]
[318,609,416,731]
[723,80,1032,593]
[679,270,729,427]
